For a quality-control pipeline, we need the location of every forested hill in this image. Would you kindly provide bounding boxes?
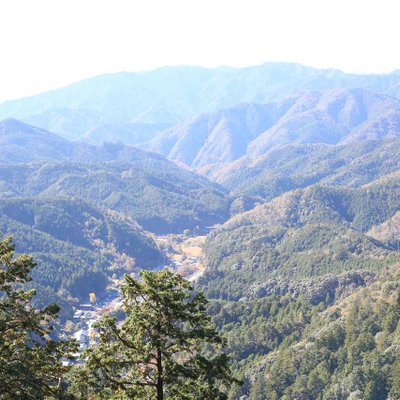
[142,88,400,171]
[199,177,400,398]
[215,265,400,399]
[0,197,164,317]
[0,118,230,233]
[0,161,230,234]
[0,118,179,165]
[200,178,400,301]
[1,63,400,141]
[213,137,400,201]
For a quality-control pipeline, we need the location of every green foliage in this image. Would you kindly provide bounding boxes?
[201,181,400,301]
[214,268,400,399]
[0,159,230,234]
[222,138,400,202]
[0,237,76,399]
[0,198,164,315]
[69,270,237,399]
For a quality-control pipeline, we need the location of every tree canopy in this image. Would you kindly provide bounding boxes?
[0,237,76,400]
[70,269,237,400]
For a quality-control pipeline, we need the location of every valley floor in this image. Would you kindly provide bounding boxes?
[67,232,207,351]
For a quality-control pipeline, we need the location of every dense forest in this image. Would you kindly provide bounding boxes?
[0,198,164,318]
[214,266,400,399]
[3,62,400,399]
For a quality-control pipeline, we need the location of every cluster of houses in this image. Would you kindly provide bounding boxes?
[72,303,98,351]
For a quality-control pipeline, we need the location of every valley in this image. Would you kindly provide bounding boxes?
[2,62,400,399]
[67,232,207,352]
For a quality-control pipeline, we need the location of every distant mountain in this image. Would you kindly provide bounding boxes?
[0,118,230,233]
[0,118,169,164]
[142,88,400,171]
[213,138,400,202]
[0,118,73,163]
[142,102,292,169]
[82,122,170,145]
[246,88,400,157]
[2,63,400,141]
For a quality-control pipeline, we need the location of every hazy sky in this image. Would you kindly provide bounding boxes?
[0,0,399,103]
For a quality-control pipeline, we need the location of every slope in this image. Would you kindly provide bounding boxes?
[199,180,400,300]
[0,161,230,234]
[0,197,164,316]
[214,138,400,203]
[143,88,400,171]
[1,63,400,141]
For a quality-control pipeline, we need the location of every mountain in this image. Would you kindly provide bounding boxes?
[246,88,400,157]
[0,118,74,164]
[0,161,230,234]
[2,63,400,141]
[142,102,292,169]
[199,179,400,398]
[199,179,400,300]
[82,122,170,145]
[142,88,400,172]
[215,266,400,399]
[0,118,169,164]
[0,197,164,317]
[213,138,400,202]
[0,118,230,233]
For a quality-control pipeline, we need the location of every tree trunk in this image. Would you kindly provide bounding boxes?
[156,348,163,400]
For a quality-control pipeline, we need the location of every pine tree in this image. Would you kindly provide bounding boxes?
[71,269,238,399]
[0,237,76,399]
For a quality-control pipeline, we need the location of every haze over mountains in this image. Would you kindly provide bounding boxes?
[3,62,400,398]
[1,62,400,142]
[142,88,400,172]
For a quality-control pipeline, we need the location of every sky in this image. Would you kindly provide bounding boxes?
[0,0,399,103]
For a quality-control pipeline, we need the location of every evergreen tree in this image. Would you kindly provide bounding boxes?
[0,237,76,399]
[71,269,237,399]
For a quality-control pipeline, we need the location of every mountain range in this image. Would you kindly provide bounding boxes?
[0,118,230,233]
[141,88,400,173]
[3,62,400,399]
[1,63,400,142]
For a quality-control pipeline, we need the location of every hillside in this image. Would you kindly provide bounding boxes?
[199,180,400,399]
[0,118,74,163]
[0,118,230,233]
[212,266,400,399]
[199,180,400,300]
[2,63,400,141]
[0,197,164,316]
[0,118,172,164]
[142,88,400,172]
[213,138,400,202]
[142,102,292,168]
[0,161,230,234]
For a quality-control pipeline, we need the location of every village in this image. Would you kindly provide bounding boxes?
[65,233,206,358]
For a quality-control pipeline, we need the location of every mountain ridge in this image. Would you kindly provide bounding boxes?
[142,88,400,172]
[2,62,400,141]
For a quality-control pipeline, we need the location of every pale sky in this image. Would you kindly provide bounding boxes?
[0,0,399,103]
